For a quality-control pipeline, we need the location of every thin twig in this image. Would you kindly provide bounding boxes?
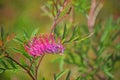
[6,55,35,80]
[87,0,103,32]
[87,0,96,32]
[56,7,72,24]
[50,0,71,34]
[35,55,45,80]
[29,57,36,70]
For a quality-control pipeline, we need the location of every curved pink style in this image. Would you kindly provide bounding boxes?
[24,34,64,57]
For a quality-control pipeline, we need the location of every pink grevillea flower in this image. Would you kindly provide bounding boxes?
[24,34,64,57]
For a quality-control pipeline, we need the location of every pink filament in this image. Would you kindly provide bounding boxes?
[24,34,64,57]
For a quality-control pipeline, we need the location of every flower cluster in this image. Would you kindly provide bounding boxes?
[24,34,64,57]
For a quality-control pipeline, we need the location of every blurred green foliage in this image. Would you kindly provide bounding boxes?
[0,0,120,80]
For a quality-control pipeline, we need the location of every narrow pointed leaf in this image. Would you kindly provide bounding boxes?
[13,38,24,44]
[0,25,4,41]
[65,26,78,43]
[0,59,9,68]
[66,70,71,80]
[76,76,81,80]
[7,59,16,68]
[30,28,39,38]
[0,68,5,73]
[62,24,67,40]
[54,27,60,37]
[54,74,57,80]
[12,48,31,61]
[56,70,67,80]
[23,30,30,40]
[104,68,113,78]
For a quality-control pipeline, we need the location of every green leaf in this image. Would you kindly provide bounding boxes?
[64,59,72,64]
[13,38,24,44]
[100,31,108,43]
[97,46,105,56]
[104,68,113,78]
[76,76,81,80]
[68,52,75,63]
[78,66,86,73]
[54,26,60,37]
[0,59,9,69]
[54,74,57,80]
[55,70,67,80]
[112,31,120,41]
[115,43,120,50]
[71,26,78,39]
[12,48,32,61]
[71,36,80,42]
[20,59,30,69]
[0,68,5,73]
[30,28,39,38]
[7,59,16,68]
[23,30,30,40]
[78,32,94,42]
[42,77,45,80]
[0,25,4,41]
[66,70,71,80]
[62,24,67,40]
[64,26,78,43]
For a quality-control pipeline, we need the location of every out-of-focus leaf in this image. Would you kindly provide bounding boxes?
[23,30,29,40]
[70,26,78,39]
[66,70,71,80]
[97,46,105,56]
[42,77,45,80]
[20,59,30,69]
[55,70,67,80]
[0,25,4,41]
[12,48,31,61]
[64,26,78,43]
[115,43,120,50]
[52,2,55,17]
[0,59,8,69]
[13,38,24,44]
[64,59,72,64]
[76,76,81,80]
[0,54,7,58]
[78,32,94,42]
[104,68,113,78]
[73,0,90,17]
[68,52,75,63]
[72,36,80,42]
[62,24,67,40]
[54,26,60,37]
[112,31,120,41]
[0,68,5,73]
[7,59,16,68]
[58,56,64,71]
[54,74,57,80]
[30,28,39,38]
[100,31,108,43]
[78,67,86,73]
